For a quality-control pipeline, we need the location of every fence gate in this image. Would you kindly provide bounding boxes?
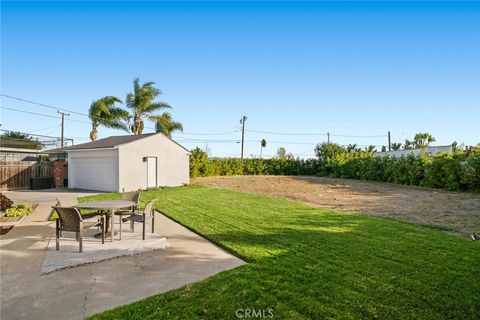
[0,161,53,190]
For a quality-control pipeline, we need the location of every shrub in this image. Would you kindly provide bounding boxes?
[0,193,13,211]
[188,144,480,192]
[5,203,33,217]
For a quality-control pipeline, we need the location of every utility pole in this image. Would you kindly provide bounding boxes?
[240,116,247,161]
[388,131,391,151]
[327,132,330,143]
[58,110,70,148]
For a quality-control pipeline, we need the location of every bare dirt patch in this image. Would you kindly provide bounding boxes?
[193,176,480,238]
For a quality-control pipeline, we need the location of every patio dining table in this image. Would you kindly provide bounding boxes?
[76,200,135,242]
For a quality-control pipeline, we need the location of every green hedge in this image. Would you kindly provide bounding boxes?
[189,147,480,192]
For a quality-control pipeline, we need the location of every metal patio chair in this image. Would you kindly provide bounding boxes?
[122,199,156,240]
[53,206,105,253]
[114,191,141,238]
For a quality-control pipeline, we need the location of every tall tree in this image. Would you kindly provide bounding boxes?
[403,139,414,150]
[126,78,172,135]
[391,143,402,151]
[260,139,267,157]
[347,144,358,153]
[365,145,376,153]
[277,147,286,159]
[88,96,129,141]
[152,112,183,138]
[414,132,436,148]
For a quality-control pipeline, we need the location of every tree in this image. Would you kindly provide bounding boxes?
[0,131,41,150]
[403,139,414,150]
[413,132,436,148]
[276,147,286,159]
[381,146,387,152]
[391,143,402,151]
[364,145,376,153]
[347,144,358,153]
[152,112,183,138]
[88,96,129,141]
[126,78,172,135]
[314,142,346,161]
[260,139,267,158]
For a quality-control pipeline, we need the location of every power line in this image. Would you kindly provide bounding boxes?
[175,130,238,136]
[329,133,387,138]
[1,94,156,131]
[246,128,387,138]
[176,140,237,144]
[246,129,328,136]
[246,140,316,146]
[28,125,61,133]
[0,106,90,123]
[1,106,61,120]
[1,93,88,117]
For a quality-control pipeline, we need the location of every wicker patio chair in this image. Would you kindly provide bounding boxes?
[122,199,156,240]
[114,191,141,238]
[53,206,105,253]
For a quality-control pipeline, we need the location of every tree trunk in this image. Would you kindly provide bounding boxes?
[133,115,142,135]
[89,124,98,141]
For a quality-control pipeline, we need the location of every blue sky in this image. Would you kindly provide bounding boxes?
[1,1,479,157]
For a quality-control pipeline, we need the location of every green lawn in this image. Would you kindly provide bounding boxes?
[88,185,479,319]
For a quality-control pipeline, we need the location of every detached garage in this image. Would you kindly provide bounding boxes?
[66,133,190,192]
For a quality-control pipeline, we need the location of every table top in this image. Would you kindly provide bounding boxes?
[76,200,135,209]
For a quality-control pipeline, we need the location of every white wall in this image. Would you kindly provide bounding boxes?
[68,149,118,192]
[117,134,190,192]
[376,146,452,158]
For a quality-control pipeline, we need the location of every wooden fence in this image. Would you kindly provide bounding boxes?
[0,162,53,190]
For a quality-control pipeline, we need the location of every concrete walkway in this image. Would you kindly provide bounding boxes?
[0,190,245,319]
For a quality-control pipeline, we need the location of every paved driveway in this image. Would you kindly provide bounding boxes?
[0,189,245,319]
[2,188,102,204]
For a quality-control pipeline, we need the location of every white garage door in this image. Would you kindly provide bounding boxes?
[69,154,117,192]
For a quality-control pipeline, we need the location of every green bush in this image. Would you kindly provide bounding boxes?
[189,146,480,192]
[6,203,33,217]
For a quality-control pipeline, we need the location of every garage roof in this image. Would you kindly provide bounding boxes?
[45,133,190,153]
[64,133,157,150]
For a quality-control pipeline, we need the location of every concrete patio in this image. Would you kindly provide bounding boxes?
[0,189,245,320]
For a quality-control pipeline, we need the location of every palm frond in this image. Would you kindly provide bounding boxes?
[153,112,183,138]
[143,102,171,114]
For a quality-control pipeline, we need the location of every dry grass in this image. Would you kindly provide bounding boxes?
[193,175,480,238]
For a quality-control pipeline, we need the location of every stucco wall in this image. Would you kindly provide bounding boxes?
[117,134,190,192]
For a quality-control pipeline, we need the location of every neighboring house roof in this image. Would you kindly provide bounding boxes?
[0,147,42,153]
[44,133,190,153]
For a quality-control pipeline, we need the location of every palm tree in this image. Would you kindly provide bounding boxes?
[89,96,129,141]
[126,78,172,135]
[391,143,402,151]
[347,144,358,153]
[414,132,436,148]
[152,112,183,138]
[260,139,267,157]
[403,139,414,150]
[364,145,376,153]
